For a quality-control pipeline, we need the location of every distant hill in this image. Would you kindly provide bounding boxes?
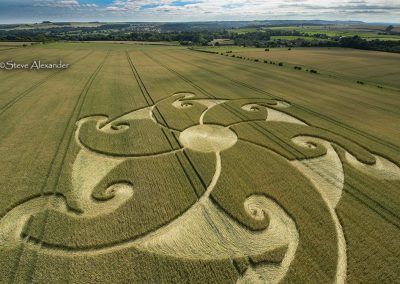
[0,20,371,32]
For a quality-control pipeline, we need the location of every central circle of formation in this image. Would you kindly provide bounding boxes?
[179,124,238,153]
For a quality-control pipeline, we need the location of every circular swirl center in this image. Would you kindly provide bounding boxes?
[179,125,238,153]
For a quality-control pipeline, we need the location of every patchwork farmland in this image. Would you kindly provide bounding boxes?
[0,42,399,283]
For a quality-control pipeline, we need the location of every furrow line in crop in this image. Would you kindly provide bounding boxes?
[0,50,93,117]
[172,50,400,153]
[19,51,111,283]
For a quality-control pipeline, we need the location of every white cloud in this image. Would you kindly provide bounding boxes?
[6,0,399,22]
[106,0,200,12]
[34,0,98,9]
[34,0,80,8]
[102,0,400,21]
[106,6,128,11]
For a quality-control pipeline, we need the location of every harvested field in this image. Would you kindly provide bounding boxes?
[0,42,399,283]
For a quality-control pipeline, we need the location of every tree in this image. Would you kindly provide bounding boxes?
[339,36,367,49]
[35,34,48,43]
[385,25,394,32]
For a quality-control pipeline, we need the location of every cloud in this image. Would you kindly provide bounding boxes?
[34,0,98,8]
[106,5,127,11]
[105,0,203,12]
[34,0,80,8]
[1,0,399,23]
[104,0,400,18]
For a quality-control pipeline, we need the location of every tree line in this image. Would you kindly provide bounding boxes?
[0,27,399,53]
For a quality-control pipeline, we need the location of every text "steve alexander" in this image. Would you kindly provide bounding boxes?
[0,60,70,70]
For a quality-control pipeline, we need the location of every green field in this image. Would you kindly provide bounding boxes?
[0,42,399,283]
[0,42,33,46]
[0,22,105,31]
[229,25,400,41]
[270,36,330,41]
[0,42,33,52]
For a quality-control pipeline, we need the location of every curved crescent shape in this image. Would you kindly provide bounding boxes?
[346,152,400,180]
[71,150,133,216]
[291,136,344,208]
[134,195,298,284]
[291,136,347,284]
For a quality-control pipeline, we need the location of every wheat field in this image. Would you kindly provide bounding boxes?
[0,42,399,283]
[196,46,400,90]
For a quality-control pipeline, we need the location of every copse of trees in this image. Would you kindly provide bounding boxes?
[338,35,400,52]
[232,31,271,47]
[338,35,368,49]
[385,25,394,32]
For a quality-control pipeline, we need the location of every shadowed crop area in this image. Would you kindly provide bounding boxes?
[0,42,399,283]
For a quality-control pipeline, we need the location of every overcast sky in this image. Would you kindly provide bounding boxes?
[0,0,399,24]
